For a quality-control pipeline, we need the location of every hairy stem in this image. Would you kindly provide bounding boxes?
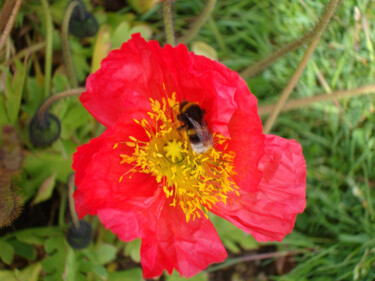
[240,1,341,79]
[37,88,84,125]
[162,0,176,46]
[4,41,46,67]
[68,174,80,230]
[178,0,217,44]
[258,84,375,115]
[263,0,342,134]
[40,0,53,98]
[0,0,22,53]
[207,249,310,272]
[62,0,79,87]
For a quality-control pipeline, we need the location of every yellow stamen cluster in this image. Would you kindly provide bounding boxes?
[115,92,238,222]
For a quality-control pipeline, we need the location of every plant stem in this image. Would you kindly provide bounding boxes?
[207,249,309,272]
[58,186,67,227]
[62,0,79,87]
[240,1,341,79]
[208,17,227,54]
[4,41,45,66]
[40,0,53,98]
[263,0,342,134]
[68,174,80,230]
[37,88,84,125]
[178,0,217,44]
[0,0,22,53]
[258,84,375,116]
[162,0,176,46]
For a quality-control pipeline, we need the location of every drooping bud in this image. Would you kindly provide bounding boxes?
[68,0,98,38]
[29,112,61,147]
[66,220,93,249]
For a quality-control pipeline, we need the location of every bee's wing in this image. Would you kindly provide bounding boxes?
[187,117,214,146]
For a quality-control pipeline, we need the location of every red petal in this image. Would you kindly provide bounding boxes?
[72,112,157,219]
[141,201,227,278]
[227,78,265,192]
[81,34,167,126]
[212,135,306,242]
[97,190,227,278]
[81,34,263,137]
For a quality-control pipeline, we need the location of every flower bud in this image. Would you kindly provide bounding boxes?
[66,220,93,249]
[29,112,61,147]
[68,0,98,38]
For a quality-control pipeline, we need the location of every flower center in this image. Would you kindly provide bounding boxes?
[115,92,238,222]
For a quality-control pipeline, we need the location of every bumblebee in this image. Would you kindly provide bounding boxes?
[177,101,214,154]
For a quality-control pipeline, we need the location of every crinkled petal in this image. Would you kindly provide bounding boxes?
[81,34,265,191]
[212,135,306,242]
[227,78,264,192]
[73,111,156,219]
[81,34,263,136]
[97,191,227,278]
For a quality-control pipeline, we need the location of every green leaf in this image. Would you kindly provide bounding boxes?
[211,215,258,254]
[127,0,158,14]
[52,74,69,94]
[7,240,35,260]
[32,172,56,204]
[95,244,117,265]
[130,24,152,40]
[107,268,143,281]
[6,59,28,125]
[0,240,15,264]
[91,25,112,73]
[0,270,17,281]
[91,264,108,278]
[23,150,73,201]
[111,22,131,49]
[64,247,85,281]
[16,262,42,281]
[124,239,141,262]
[42,234,67,281]
[165,271,208,281]
[191,42,218,61]
[0,95,9,131]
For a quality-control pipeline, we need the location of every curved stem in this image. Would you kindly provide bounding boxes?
[177,0,217,44]
[240,1,341,79]
[62,0,79,87]
[207,249,309,273]
[263,0,342,134]
[258,84,375,116]
[162,0,176,46]
[208,17,227,54]
[0,0,22,53]
[68,174,80,230]
[4,41,45,67]
[40,0,53,98]
[37,88,84,125]
[240,29,315,79]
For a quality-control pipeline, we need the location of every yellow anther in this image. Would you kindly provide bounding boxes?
[115,91,238,222]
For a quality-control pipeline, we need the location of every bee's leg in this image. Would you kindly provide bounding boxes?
[177,124,187,131]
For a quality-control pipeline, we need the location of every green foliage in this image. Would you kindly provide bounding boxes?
[211,215,258,254]
[1,0,374,280]
[107,268,143,281]
[166,271,208,281]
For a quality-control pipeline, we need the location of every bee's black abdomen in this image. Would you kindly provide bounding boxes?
[188,134,200,144]
[177,102,204,129]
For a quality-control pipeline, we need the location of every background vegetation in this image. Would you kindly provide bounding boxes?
[0,0,374,280]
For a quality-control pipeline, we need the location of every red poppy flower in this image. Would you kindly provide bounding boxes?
[73,34,306,278]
